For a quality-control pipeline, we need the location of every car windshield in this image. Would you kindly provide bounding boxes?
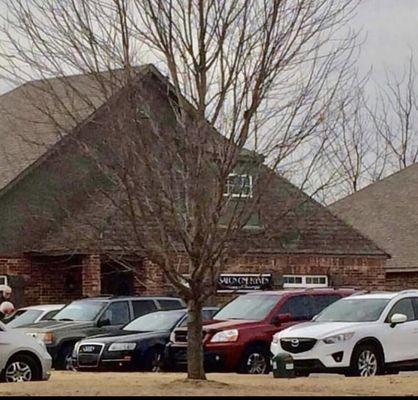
[52,301,106,321]
[123,311,186,332]
[315,298,390,322]
[7,310,43,328]
[213,295,281,321]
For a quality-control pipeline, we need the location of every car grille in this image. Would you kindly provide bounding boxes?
[77,344,104,367]
[280,338,317,354]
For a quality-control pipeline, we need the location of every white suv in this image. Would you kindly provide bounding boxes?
[271,291,418,377]
[0,320,52,382]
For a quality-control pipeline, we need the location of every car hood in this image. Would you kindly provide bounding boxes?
[14,320,95,332]
[79,330,170,344]
[277,321,371,339]
[200,319,258,332]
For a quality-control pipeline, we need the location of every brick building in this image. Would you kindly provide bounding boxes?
[0,65,389,307]
[330,164,418,291]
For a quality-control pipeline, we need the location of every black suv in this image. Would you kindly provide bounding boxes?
[17,296,185,369]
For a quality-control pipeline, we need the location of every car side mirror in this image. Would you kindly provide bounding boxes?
[97,318,111,328]
[390,313,407,327]
[272,313,293,325]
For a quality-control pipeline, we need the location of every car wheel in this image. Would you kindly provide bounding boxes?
[349,344,383,377]
[238,345,270,375]
[3,354,41,382]
[56,344,76,371]
[144,347,164,372]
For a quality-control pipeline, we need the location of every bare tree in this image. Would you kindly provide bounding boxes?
[368,54,418,172]
[0,0,360,379]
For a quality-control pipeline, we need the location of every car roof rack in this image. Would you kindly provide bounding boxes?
[302,286,358,291]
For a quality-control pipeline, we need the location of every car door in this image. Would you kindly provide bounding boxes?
[380,298,418,362]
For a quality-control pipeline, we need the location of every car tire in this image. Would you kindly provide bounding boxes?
[348,343,384,377]
[56,344,76,371]
[237,345,270,375]
[295,371,310,377]
[2,354,41,382]
[143,347,164,372]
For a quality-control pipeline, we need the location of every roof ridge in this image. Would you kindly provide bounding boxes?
[0,64,154,99]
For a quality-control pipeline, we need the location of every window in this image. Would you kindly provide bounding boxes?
[311,295,341,316]
[280,295,315,320]
[158,299,184,311]
[132,300,158,318]
[102,301,130,325]
[0,276,7,286]
[387,298,415,322]
[224,174,253,198]
[283,275,328,288]
[41,309,61,321]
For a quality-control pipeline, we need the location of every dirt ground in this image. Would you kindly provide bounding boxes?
[1,371,418,397]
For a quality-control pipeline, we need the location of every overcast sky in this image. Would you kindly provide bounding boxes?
[0,0,417,94]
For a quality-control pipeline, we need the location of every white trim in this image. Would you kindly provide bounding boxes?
[0,276,8,286]
[223,173,253,198]
[282,275,328,288]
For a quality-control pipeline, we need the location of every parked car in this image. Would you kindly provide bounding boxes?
[3,304,65,328]
[0,319,52,382]
[165,288,354,374]
[72,306,219,371]
[16,295,185,370]
[270,290,418,377]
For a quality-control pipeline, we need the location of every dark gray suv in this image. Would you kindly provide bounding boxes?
[16,296,185,370]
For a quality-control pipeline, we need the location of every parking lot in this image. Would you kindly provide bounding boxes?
[1,371,418,396]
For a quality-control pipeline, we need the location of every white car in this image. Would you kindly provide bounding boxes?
[271,290,418,377]
[3,304,65,328]
[0,320,52,382]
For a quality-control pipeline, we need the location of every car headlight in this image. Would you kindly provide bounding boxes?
[108,342,137,351]
[210,329,239,343]
[323,332,354,344]
[27,332,54,345]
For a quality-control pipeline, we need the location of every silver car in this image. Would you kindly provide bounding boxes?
[0,321,52,382]
[3,304,65,328]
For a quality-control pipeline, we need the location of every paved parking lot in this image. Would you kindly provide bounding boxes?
[1,371,418,396]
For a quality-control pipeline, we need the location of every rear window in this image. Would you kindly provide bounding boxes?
[158,299,184,310]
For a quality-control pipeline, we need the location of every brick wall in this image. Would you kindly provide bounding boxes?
[82,255,101,297]
[0,252,389,306]
[385,271,418,291]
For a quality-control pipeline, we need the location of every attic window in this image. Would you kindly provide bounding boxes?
[224,174,253,198]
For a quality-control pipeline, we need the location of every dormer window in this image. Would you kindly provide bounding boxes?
[224,174,253,198]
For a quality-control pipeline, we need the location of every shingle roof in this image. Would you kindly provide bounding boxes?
[0,67,146,193]
[0,67,388,259]
[329,163,418,271]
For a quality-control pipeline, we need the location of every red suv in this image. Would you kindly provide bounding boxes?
[164,288,355,374]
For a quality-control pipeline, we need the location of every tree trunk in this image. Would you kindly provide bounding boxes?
[187,298,206,380]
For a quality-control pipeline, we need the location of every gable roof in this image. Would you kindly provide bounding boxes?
[0,67,388,259]
[329,163,418,271]
[0,66,149,193]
